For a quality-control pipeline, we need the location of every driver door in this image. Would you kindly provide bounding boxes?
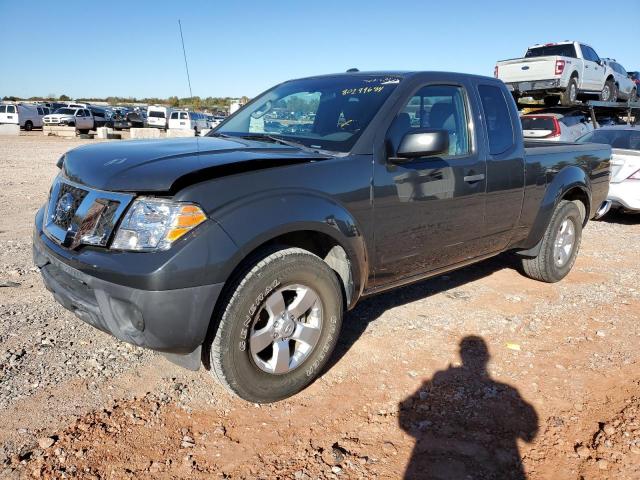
[372,83,487,287]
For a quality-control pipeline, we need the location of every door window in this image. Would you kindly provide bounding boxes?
[478,85,515,156]
[388,85,470,156]
[7,106,15,114]
[0,106,5,113]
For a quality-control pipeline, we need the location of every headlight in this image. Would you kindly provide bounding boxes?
[111,198,207,251]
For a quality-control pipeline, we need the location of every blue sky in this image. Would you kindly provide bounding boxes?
[1,0,638,99]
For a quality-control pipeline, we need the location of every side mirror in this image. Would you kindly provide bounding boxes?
[391,129,449,162]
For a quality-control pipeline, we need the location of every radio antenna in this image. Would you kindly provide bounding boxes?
[177,19,200,149]
[178,19,193,99]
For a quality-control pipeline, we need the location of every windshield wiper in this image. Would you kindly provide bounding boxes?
[239,133,314,150]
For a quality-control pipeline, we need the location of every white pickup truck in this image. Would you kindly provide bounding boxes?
[495,41,616,106]
[43,107,95,134]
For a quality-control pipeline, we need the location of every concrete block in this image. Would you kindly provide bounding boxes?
[0,124,20,136]
[96,127,114,139]
[130,128,162,139]
[166,128,195,138]
[43,126,77,137]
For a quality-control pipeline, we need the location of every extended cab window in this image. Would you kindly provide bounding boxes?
[478,85,515,155]
[389,85,470,156]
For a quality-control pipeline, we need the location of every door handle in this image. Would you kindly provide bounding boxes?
[464,173,485,183]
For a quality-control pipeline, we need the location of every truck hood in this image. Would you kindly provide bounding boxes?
[62,137,329,192]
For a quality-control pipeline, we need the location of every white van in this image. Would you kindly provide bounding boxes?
[168,110,209,133]
[147,105,169,129]
[0,103,50,131]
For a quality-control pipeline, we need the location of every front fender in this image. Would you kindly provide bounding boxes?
[211,189,369,308]
[521,165,591,251]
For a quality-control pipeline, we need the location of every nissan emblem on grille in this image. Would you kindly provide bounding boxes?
[53,192,75,225]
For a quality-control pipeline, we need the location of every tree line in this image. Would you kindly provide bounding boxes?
[1,94,251,111]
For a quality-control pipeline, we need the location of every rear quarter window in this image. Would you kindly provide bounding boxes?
[478,85,515,155]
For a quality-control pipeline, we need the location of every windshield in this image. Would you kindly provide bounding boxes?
[577,129,640,150]
[213,75,401,152]
[525,44,577,58]
[54,108,76,115]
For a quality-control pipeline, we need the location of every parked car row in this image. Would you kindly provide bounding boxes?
[496,41,638,106]
[146,105,225,132]
[0,100,226,133]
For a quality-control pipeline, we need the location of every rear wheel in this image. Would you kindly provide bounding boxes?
[560,77,579,106]
[205,247,344,403]
[24,121,33,131]
[520,200,582,283]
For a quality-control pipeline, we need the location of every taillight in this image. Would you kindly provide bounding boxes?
[494,66,499,78]
[628,169,640,180]
[546,117,561,138]
[555,60,565,75]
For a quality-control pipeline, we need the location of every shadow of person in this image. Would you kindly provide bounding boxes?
[399,336,538,480]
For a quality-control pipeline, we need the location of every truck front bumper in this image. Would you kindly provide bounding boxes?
[505,79,562,94]
[33,213,224,369]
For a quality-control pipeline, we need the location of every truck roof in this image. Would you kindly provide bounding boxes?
[288,70,498,83]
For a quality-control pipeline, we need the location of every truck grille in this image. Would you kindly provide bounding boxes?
[43,176,134,249]
[52,183,88,230]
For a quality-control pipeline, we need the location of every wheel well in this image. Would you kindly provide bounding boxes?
[230,230,353,310]
[606,75,615,83]
[570,71,579,79]
[562,187,589,224]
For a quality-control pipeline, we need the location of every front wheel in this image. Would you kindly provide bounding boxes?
[520,200,583,283]
[24,121,33,131]
[205,247,344,403]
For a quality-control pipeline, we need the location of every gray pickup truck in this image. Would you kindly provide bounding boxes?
[33,71,611,402]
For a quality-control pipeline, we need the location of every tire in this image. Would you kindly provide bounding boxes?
[78,129,89,135]
[205,247,344,403]
[600,79,616,102]
[630,88,637,102]
[24,121,33,131]
[560,77,579,106]
[521,200,582,283]
[543,96,560,107]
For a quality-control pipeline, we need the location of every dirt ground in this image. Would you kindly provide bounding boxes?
[0,133,639,479]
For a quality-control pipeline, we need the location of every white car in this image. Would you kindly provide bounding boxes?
[43,107,95,133]
[147,105,169,129]
[168,110,209,133]
[601,59,637,101]
[520,110,594,142]
[496,41,617,106]
[577,126,640,213]
[0,103,50,131]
